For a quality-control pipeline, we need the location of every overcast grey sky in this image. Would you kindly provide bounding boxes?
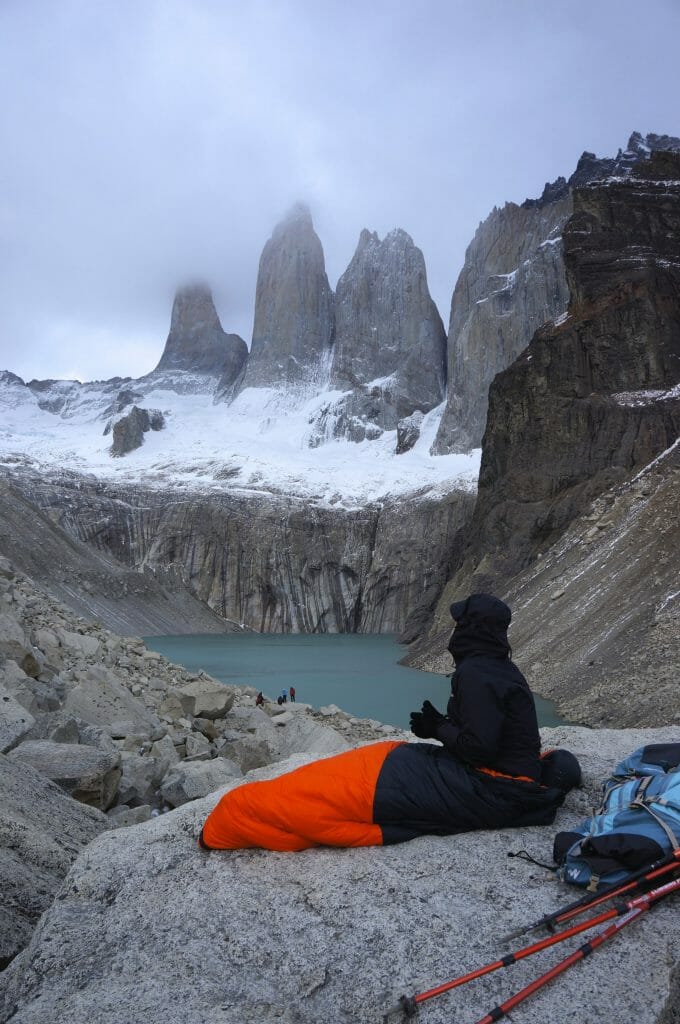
[2,0,679,383]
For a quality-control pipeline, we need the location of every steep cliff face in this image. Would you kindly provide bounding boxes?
[506,439,680,729]
[433,195,571,452]
[155,284,247,387]
[8,472,473,635]
[403,157,680,729]
[433,132,680,454]
[472,151,680,580]
[241,204,335,391]
[310,229,446,443]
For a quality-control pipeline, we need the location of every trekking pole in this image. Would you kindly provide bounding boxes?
[471,873,680,1024]
[499,845,680,943]
[382,872,680,1021]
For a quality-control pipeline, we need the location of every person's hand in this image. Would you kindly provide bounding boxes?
[409,700,445,739]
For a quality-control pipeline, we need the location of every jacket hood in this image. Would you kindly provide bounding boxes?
[447,593,512,664]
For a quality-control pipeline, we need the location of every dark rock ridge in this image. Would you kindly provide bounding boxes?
[108,405,165,457]
[522,131,680,208]
[240,203,335,390]
[410,150,680,682]
[6,471,474,635]
[309,229,445,443]
[396,411,424,454]
[433,132,680,453]
[155,284,247,389]
[469,149,680,581]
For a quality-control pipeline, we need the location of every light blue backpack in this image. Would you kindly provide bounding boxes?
[553,742,680,890]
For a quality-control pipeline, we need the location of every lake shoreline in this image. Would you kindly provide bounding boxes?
[144,631,569,731]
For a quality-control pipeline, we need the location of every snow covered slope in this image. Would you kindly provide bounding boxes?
[0,370,480,508]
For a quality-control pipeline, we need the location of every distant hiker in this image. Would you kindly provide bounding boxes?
[255,691,264,707]
[281,689,288,703]
[289,686,296,702]
[277,695,284,706]
[199,593,580,852]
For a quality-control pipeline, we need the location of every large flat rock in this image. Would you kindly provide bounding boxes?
[1,727,679,1024]
[0,753,108,968]
[7,740,121,810]
[173,677,235,720]
[63,665,161,738]
[159,757,242,808]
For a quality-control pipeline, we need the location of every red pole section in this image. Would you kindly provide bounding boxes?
[413,905,620,1007]
[475,908,646,1024]
[474,875,680,1024]
[385,875,680,1022]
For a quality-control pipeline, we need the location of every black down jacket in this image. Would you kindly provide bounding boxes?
[374,593,570,844]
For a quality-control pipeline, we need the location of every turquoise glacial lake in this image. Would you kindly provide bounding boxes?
[144,632,567,732]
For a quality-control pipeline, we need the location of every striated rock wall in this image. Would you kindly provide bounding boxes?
[7,473,474,635]
[0,474,233,637]
[241,203,335,390]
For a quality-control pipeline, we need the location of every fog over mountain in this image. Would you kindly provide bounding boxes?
[2,0,680,382]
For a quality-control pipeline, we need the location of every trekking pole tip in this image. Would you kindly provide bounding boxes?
[383,994,418,1020]
[498,924,527,944]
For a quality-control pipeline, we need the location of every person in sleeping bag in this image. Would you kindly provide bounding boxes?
[199,593,580,852]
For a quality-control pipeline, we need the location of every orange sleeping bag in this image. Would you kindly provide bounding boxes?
[201,740,402,851]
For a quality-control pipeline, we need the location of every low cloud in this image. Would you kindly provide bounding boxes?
[1,0,679,381]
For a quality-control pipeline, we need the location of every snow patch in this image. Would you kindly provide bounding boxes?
[0,377,480,509]
[658,590,680,614]
[611,383,680,406]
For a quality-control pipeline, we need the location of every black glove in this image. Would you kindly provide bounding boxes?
[409,700,446,739]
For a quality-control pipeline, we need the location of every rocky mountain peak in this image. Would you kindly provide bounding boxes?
[271,200,313,237]
[167,283,221,334]
[155,284,247,386]
[240,205,334,391]
[628,130,680,155]
[307,227,445,444]
[356,227,379,252]
[332,227,444,386]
